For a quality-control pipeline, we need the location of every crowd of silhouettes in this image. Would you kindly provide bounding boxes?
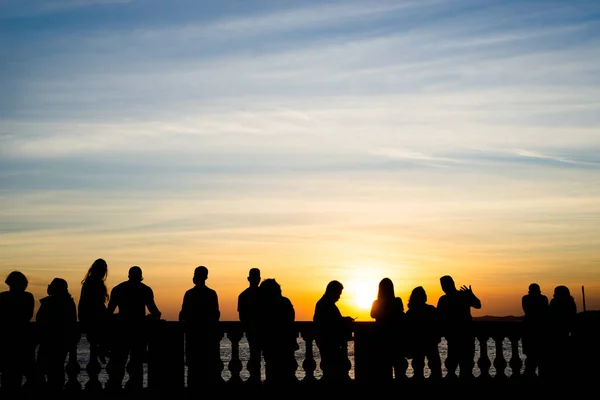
[0,259,593,391]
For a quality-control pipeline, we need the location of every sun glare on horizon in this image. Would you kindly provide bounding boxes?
[345,278,379,311]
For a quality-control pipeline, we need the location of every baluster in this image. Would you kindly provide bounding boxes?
[508,335,523,381]
[292,331,300,382]
[226,330,243,385]
[493,335,507,380]
[64,346,82,393]
[85,344,103,392]
[442,336,458,380]
[300,330,317,383]
[477,335,491,380]
[395,351,409,382]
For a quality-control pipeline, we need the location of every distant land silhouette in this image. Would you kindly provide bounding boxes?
[474,315,524,322]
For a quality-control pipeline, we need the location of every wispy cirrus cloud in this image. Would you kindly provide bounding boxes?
[2,1,600,316]
[0,0,134,17]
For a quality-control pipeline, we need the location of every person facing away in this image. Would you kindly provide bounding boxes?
[257,278,299,385]
[369,277,406,383]
[436,275,481,379]
[179,266,222,387]
[405,286,442,380]
[35,278,79,392]
[521,283,548,378]
[78,258,110,364]
[105,266,161,391]
[237,267,262,383]
[313,280,354,383]
[0,271,35,391]
[545,285,577,381]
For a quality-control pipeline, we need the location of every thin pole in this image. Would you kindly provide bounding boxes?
[582,286,587,312]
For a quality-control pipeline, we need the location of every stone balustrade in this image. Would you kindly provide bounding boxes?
[2,312,599,394]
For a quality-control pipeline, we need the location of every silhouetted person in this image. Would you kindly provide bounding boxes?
[78,258,110,365]
[521,283,548,378]
[405,286,442,380]
[257,278,299,385]
[436,275,481,379]
[0,271,35,391]
[545,285,577,382]
[179,266,222,387]
[35,278,79,393]
[369,277,406,383]
[237,267,262,383]
[313,280,354,383]
[105,266,161,391]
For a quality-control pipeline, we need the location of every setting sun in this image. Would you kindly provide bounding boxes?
[345,279,379,312]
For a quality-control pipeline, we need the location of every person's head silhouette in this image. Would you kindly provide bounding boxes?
[440,275,456,294]
[408,286,427,307]
[377,277,395,300]
[248,268,261,287]
[528,283,541,295]
[47,278,70,297]
[82,258,108,284]
[325,280,344,302]
[553,285,571,298]
[5,271,28,292]
[193,266,208,285]
[259,278,281,298]
[128,266,143,282]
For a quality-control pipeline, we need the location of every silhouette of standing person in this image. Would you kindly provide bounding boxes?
[313,280,354,383]
[545,285,577,382]
[105,266,161,391]
[369,277,406,383]
[257,278,299,385]
[78,258,110,365]
[0,271,35,391]
[521,283,548,379]
[35,278,80,393]
[436,275,481,380]
[179,266,222,388]
[405,286,442,380]
[237,267,262,383]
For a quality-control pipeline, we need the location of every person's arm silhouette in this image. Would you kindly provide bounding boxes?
[460,285,481,309]
[25,292,35,322]
[179,291,190,322]
[146,287,161,320]
[106,287,118,314]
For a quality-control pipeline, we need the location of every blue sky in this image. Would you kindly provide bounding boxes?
[1,0,600,319]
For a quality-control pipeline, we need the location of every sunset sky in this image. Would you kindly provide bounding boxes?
[1,0,599,321]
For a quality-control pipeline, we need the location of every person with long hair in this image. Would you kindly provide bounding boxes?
[370,277,406,383]
[78,258,109,364]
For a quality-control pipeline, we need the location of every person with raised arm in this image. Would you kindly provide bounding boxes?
[436,275,481,380]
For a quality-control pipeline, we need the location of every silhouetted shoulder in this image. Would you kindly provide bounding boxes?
[0,290,35,323]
